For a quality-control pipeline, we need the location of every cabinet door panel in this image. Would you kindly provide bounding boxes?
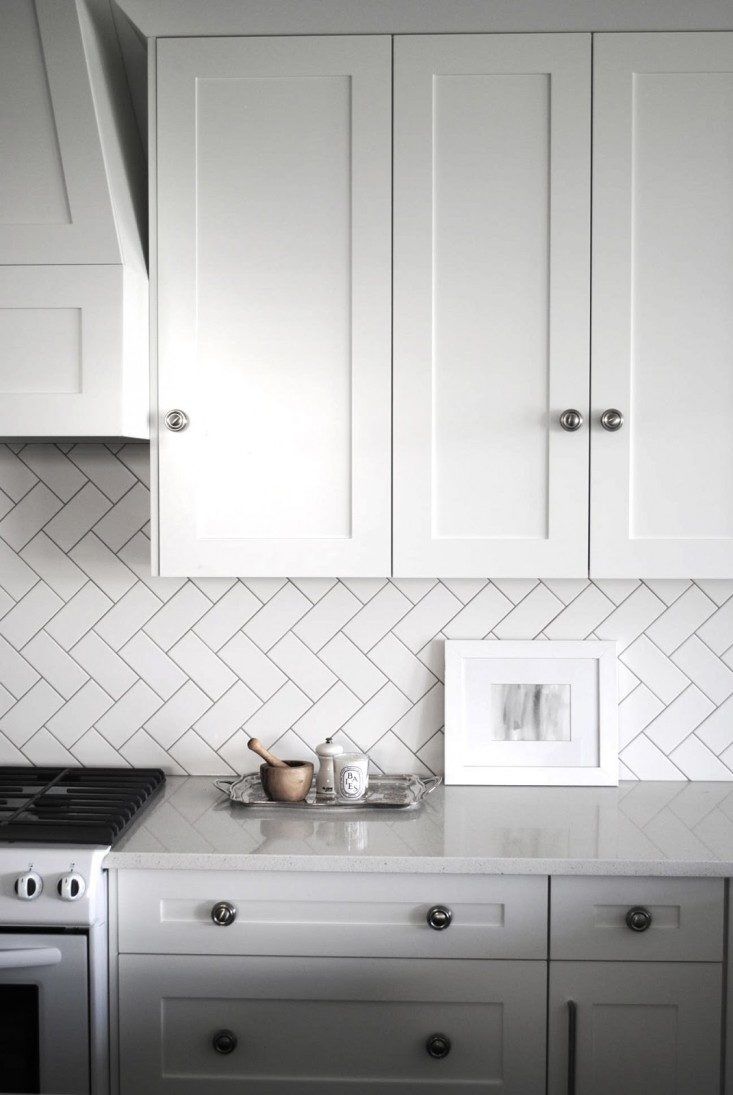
[0,0,119,264]
[156,35,391,576]
[548,961,722,1094]
[592,33,733,577]
[119,955,546,1094]
[393,34,591,577]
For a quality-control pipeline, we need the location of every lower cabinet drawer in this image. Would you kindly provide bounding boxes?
[118,955,547,1094]
[116,870,547,959]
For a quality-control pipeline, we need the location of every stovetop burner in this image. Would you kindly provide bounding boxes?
[0,766,165,844]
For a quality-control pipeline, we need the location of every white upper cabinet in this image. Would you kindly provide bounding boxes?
[0,0,148,438]
[155,35,392,576]
[591,33,733,578]
[393,34,591,578]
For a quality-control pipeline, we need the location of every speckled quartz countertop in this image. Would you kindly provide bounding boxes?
[103,777,733,876]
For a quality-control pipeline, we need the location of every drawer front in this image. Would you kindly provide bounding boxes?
[119,954,547,1094]
[551,876,724,961]
[116,871,547,959]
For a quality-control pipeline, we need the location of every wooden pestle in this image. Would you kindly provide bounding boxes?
[248,737,289,769]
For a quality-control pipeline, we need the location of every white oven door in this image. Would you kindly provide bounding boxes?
[0,931,89,1094]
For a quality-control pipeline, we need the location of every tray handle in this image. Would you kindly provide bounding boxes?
[419,775,442,796]
[213,777,237,796]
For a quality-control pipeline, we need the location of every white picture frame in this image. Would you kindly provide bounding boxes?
[444,640,618,786]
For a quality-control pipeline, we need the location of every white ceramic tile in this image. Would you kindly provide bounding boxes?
[0,582,63,649]
[44,483,111,551]
[416,636,446,683]
[492,584,563,640]
[69,532,137,601]
[671,635,733,704]
[694,579,733,607]
[144,584,211,651]
[0,483,62,551]
[617,662,640,701]
[168,632,236,701]
[291,682,361,749]
[620,734,686,780]
[694,697,733,756]
[391,683,444,751]
[119,728,186,774]
[670,735,733,780]
[0,446,38,501]
[0,680,64,746]
[368,633,438,702]
[117,532,185,603]
[490,578,539,603]
[20,532,87,600]
[440,579,488,604]
[114,444,149,488]
[19,445,86,502]
[318,633,387,701]
[593,579,641,605]
[368,731,433,777]
[268,633,336,701]
[22,727,76,766]
[193,681,261,750]
[595,585,666,651]
[417,730,444,775]
[0,635,40,698]
[68,443,136,501]
[542,579,590,604]
[618,684,664,749]
[169,729,235,776]
[241,577,286,602]
[343,583,413,652]
[119,632,187,701]
[71,727,131,767]
[339,577,388,603]
[46,680,113,748]
[390,578,438,603]
[644,686,715,753]
[645,585,717,655]
[217,633,286,701]
[241,681,311,744]
[392,584,462,652]
[21,632,86,700]
[44,583,113,650]
[698,598,733,656]
[643,579,692,606]
[442,584,513,640]
[0,537,38,599]
[71,632,135,701]
[95,680,163,749]
[544,584,615,639]
[290,577,338,602]
[93,481,150,551]
[143,681,211,750]
[191,577,237,602]
[193,583,261,650]
[93,583,162,650]
[292,583,362,651]
[620,635,688,704]
[342,684,411,751]
[244,584,311,651]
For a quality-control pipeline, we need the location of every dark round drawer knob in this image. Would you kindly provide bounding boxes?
[626,906,652,932]
[211,901,237,926]
[212,1030,237,1055]
[426,1033,451,1059]
[426,905,453,931]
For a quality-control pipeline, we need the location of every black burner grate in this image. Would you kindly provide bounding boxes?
[0,767,165,844]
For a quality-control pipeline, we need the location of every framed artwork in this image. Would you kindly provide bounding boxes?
[444,640,618,786]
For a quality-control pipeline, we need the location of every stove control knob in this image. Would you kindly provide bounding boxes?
[57,873,86,902]
[15,872,43,900]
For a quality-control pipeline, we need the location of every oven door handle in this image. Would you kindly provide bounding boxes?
[0,947,62,970]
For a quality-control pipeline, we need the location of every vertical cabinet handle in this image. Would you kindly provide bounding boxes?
[567,1000,577,1095]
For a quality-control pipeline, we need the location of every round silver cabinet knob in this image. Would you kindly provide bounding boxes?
[426,1034,451,1059]
[559,409,583,432]
[57,873,86,902]
[625,906,652,932]
[211,901,237,927]
[164,409,189,432]
[600,408,624,432]
[426,905,453,931]
[212,1030,237,1055]
[15,872,43,900]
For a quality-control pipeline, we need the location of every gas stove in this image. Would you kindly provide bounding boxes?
[0,766,165,1095]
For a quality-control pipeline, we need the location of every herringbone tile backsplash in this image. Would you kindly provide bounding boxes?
[1,443,733,779]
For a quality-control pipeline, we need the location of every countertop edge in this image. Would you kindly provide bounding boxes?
[102,852,733,876]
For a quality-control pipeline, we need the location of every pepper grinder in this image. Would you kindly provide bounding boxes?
[315,737,343,802]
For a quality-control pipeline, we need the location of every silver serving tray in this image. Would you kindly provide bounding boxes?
[214,773,441,811]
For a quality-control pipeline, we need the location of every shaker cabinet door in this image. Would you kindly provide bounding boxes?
[548,961,722,1095]
[119,955,547,1094]
[155,35,391,576]
[591,33,733,577]
[393,34,591,577]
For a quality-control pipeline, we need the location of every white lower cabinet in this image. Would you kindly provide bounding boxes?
[547,961,722,1095]
[118,955,546,1094]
